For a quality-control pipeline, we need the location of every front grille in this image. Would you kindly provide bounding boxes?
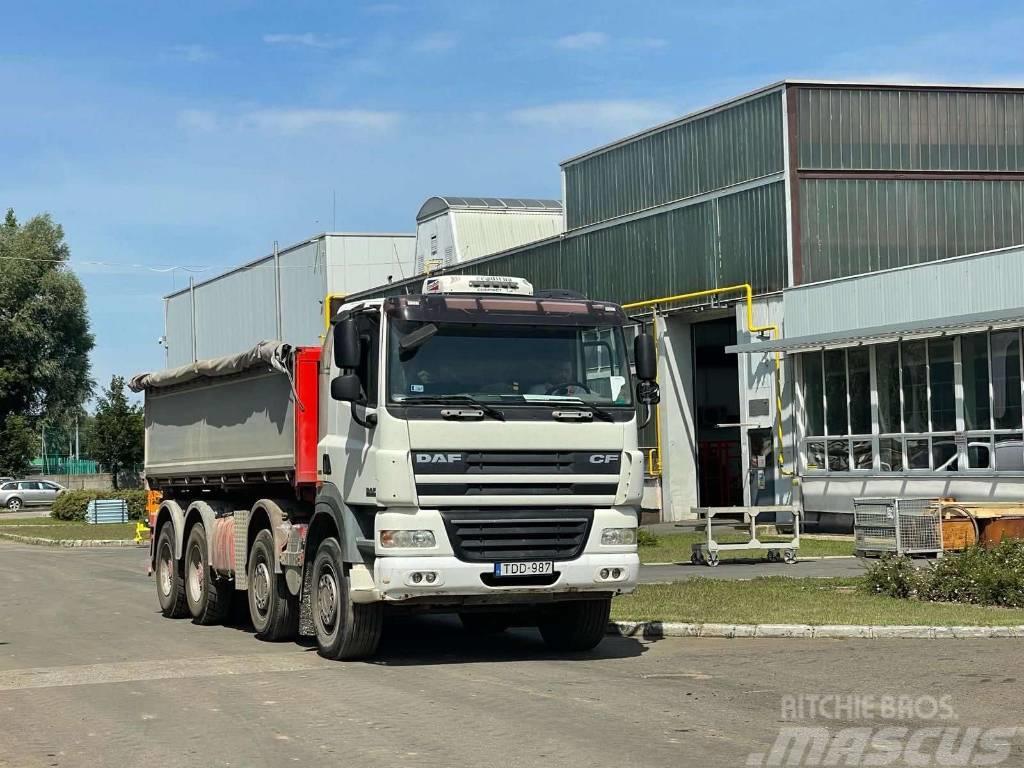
[441,508,593,562]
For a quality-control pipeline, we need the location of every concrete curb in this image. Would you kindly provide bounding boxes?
[609,620,1024,639]
[0,532,141,548]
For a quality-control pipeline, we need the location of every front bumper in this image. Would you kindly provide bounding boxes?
[372,552,639,602]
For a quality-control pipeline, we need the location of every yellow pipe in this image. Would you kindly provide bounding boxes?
[622,284,793,479]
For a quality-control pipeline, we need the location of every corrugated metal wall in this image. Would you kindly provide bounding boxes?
[798,88,1024,171]
[163,235,414,366]
[279,239,328,345]
[358,181,787,307]
[164,290,194,368]
[563,91,784,229]
[795,85,1024,283]
[800,178,1024,282]
[785,244,1024,339]
[194,260,278,360]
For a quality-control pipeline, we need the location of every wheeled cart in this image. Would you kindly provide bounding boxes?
[677,506,801,567]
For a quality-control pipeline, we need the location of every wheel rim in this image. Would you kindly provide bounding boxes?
[8,499,21,511]
[187,544,204,602]
[252,561,271,615]
[158,543,173,597]
[317,564,339,632]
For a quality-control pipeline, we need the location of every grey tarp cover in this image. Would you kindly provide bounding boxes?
[128,341,292,392]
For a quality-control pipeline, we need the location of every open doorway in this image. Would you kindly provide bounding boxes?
[692,318,743,507]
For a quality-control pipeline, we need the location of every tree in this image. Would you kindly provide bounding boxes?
[0,414,35,477]
[87,376,143,489]
[0,209,94,440]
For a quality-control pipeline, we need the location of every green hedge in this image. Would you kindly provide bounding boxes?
[52,490,148,521]
[863,540,1024,608]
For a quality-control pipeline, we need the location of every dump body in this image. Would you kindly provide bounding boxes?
[139,344,320,488]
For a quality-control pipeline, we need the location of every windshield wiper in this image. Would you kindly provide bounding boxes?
[400,394,505,421]
[538,398,615,422]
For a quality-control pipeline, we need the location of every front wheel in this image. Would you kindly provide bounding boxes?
[247,529,298,641]
[6,497,22,511]
[310,538,382,660]
[538,598,611,652]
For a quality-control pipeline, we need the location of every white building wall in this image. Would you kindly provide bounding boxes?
[413,215,457,274]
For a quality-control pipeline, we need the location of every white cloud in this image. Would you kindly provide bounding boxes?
[555,31,608,50]
[169,44,214,63]
[413,32,457,53]
[509,99,674,132]
[240,108,401,134]
[177,109,219,133]
[263,33,349,49]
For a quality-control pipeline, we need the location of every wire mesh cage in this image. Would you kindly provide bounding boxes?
[854,498,943,556]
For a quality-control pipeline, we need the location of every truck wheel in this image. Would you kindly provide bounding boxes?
[310,537,382,660]
[184,524,231,625]
[538,598,611,652]
[247,528,297,641]
[155,524,188,618]
[459,613,511,634]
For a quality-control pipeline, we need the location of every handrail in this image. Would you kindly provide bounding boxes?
[622,284,793,478]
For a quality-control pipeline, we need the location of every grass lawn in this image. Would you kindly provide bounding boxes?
[611,577,1024,626]
[638,531,854,564]
[0,519,138,540]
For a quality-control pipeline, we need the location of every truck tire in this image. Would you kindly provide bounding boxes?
[184,524,231,625]
[459,613,511,634]
[538,598,611,652]
[247,528,298,641]
[310,537,382,660]
[155,524,188,618]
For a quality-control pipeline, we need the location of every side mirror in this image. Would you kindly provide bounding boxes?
[637,380,661,405]
[330,374,362,403]
[333,318,361,369]
[633,333,657,382]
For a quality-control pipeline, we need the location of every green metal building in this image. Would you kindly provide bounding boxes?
[350,80,1024,525]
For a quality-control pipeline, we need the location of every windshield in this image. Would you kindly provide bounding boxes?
[388,321,634,407]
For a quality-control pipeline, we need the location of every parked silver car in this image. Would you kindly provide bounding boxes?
[0,480,66,511]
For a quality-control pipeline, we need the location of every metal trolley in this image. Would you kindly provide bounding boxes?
[682,506,801,567]
[853,497,943,557]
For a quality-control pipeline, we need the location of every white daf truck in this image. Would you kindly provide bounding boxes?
[132,275,660,659]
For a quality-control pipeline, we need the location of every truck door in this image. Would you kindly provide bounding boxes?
[323,309,381,506]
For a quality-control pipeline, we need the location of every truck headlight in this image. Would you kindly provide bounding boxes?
[380,529,436,548]
[601,527,637,546]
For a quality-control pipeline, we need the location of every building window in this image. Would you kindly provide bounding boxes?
[799,329,1024,474]
[430,234,438,256]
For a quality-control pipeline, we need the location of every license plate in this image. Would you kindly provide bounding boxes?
[494,561,553,577]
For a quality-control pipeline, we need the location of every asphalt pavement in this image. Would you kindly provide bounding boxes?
[1,542,1020,768]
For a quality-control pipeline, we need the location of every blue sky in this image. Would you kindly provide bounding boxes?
[3,0,1024,398]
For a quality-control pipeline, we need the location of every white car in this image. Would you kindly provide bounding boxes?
[0,480,66,511]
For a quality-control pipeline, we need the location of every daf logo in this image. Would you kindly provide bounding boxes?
[415,453,462,464]
[589,454,620,464]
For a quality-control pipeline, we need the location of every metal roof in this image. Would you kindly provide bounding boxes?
[560,78,1024,168]
[416,196,563,222]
